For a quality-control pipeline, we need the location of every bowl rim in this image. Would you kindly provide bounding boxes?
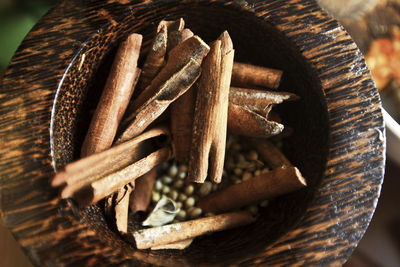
[0,0,385,266]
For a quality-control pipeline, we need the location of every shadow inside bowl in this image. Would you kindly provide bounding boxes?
[51,2,329,266]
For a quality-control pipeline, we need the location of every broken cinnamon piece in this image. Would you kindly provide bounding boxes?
[132,211,255,249]
[130,168,157,213]
[117,58,202,144]
[188,31,234,183]
[198,166,306,214]
[137,24,168,93]
[229,87,299,116]
[67,146,172,206]
[125,35,210,116]
[228,104,284,138]
[157,18,185,48]
[231,62,283,89]
[52,126,169,188]
[249,138,292,168]
[150,239,193,250]
[112,183,135,234]
[81,33,142,157]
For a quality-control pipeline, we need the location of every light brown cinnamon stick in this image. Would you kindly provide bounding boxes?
[249,138,292,168]
[228,104,284,138]
[229,87,299,116]
[231,62,283,89]
[129,168,157,213]
[132,211,255,249]
[69,146,172,207]
[125,36,210,116]
[112,183,135,234]
[188,31,234,183]
[117,58,202,144]
[198,166,306,214]
[150,239,193,250]
[52,127,169,188]
[81,33,142,157]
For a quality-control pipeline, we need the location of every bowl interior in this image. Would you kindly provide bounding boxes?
[51,2,329,265]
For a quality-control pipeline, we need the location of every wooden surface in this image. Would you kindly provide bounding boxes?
[0,0,385,266]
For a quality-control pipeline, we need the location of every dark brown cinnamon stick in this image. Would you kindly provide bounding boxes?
[188,31,234,183]
[198,167,306,214]
[228,104,284,138]
[81,33,142,157]
[132,211,255,249]
[231,62,283,89]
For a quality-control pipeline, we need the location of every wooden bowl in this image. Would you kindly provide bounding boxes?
[0,0,385,266]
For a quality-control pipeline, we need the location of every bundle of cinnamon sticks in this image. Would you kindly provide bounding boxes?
[52,18,307,250]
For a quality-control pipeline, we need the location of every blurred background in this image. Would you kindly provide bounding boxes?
[0,0,399,266]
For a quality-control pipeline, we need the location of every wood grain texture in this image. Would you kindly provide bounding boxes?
[0,0,385,266]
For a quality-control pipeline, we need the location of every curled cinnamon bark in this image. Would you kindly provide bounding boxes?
[126,35,210,115]
[231,62,283,89]
[249,138,292,168]
[198,166,306,214]
[132,211,255,249]
[81,33,142,157]
[117,58,202,144]
[69,146,172,207]
[52,127,169,188]
[188,31,234,183]
[228,104,284,138]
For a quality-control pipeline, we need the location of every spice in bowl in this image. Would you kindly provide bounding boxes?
[51,18,307,251]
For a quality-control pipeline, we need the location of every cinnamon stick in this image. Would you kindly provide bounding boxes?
[117,58,202,144]
[132,211,255,249]
[81,33,142,157]
[125,36,210,116]
[170,86,295,162]
[229,87,299,116]
[52,127,169,188]
[188,31,234,183]
[150,239,193,250]
[69,146,172,206]
[111,183,135,234]
[228,103,284,138]
[158,18,185,51]
[231,62,283,89]
[198,166,306,214]
[137,24,167,93]
[129,168,157,213]
[249,138,292,168]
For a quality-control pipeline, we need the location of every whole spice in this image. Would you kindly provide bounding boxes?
[249,138,292,168]
[53,127,169,198]
[132,211,255,249]
[228,104,284,138]
[231,62,283,89]
[81,33,142,156]
[198,166,306,214]
[67,147,172,207]
[188,31,234,183]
